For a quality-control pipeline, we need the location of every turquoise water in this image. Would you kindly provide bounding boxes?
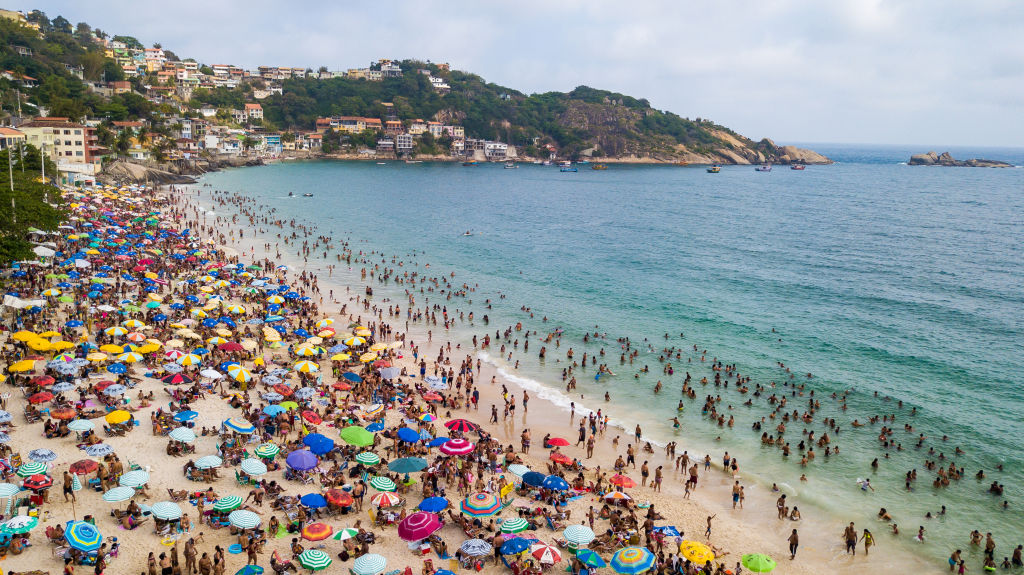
[200,145,1024,564]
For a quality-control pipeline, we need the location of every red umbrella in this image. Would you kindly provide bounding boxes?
[372,360,391,368]
[32,375,55,386]
[397,511,443,542]
[301,522,333,541]
[219,342,244,352]
[549,452,573,464]
[301,411,322,425]
[332,381,352,391]
[422,392,442,402]
[50,407,78,420]
[28,392,54,404]
[609,475,637,488]
[444,419,479,433]
[138,258,154,265]
[273,384,294,396]
[547,437,570,447]
[325,489,353,507]
[439,438,475,456]
[24,474,54,490]
[70,460,99,475]
[132,265,147,272]
[95,380,115,391]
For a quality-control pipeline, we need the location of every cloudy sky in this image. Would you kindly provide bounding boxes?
[22,0,1024,147]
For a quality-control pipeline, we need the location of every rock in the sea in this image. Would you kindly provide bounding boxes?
[908,151,1011,168]
[909,151,940,165]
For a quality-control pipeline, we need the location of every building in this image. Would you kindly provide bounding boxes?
[108,80,132,94]
[379,60,403,78]
[384,120,403,135]
[244,103,263,121]
[427,122,443,138]
[0,127,25,150]
[375,137,394,154]
[18,117,99,182]
[429,76,450,93]
[395,133,413,155]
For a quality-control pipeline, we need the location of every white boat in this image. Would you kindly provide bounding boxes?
[755,164,772,172]
[504,162,517,169]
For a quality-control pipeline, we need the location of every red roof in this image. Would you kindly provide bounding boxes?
[244,103,262,110]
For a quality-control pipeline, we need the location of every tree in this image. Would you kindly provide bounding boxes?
[51,16,72,34]
[0,147,65,265]
[199,65,214,76]
[152,42,162,49]
[26,10,50,30]
[74,22,92,43]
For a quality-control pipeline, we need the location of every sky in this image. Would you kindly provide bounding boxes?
[20,0,1024,147]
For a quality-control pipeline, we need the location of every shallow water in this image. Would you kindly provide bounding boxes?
[200,144,1024,565]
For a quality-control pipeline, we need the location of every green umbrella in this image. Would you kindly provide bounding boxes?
[340,426,374,447]
[355,452,380,466]
[741,554,777,573]
[0,515,39,534]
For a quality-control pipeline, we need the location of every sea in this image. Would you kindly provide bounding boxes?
[198,144,1024,567]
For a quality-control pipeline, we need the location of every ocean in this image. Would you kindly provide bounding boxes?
[198,144,1024,566]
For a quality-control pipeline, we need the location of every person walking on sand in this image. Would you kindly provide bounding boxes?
[860,529,874,555]
[705,515,716,539]
[789,529,799,559]
[844,522,858,555]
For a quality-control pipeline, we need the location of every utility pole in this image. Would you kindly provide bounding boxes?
[8,147,16,224]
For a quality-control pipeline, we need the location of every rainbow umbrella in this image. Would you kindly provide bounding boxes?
[460,492,502,517]
[610,547,655,574]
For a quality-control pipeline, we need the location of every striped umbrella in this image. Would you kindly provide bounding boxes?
[28,449,57,463]
[531,542,563,564]
[104,327,127,336]
[332,527,359,541]
[240,458,268,476]
[460,539,493,556]
[302,522,333,541]
[439,438,475,456]
[610,547,655,574]
[176,353,202,366]
[369,476,396,492]
[254,443,280,458]
[16,462,47,477]
[224,417,256,434]
[169,427,197,443]
[444,419,479,433]
[370,492,401,507]
[228,509,261,529]
[501,517,531,534]
[213,496,243,512]
[563,524,596,545]
[0,515,38,534]
[352,553,385,575]
[342,336,366,347]
[0,483,21,497]
[151,501,183,520]
[460,492,502,517]
[355,452,380,466]
[293,360,319,373]
[195,455,223,469]
[65,520,103,551]
[227,365,252,382]
[102,486,135,502]
[299,549,333,571]
[116,352,144,363]
[507,464,531,477]
[118,470,150,487]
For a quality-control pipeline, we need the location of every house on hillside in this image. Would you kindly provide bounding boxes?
[244,103,263,121]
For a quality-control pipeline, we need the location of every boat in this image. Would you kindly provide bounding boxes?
[560,166,578,172]
[462,161,478,166]
[558,161,572,168]
[302,193,313,197]
[706,165,721,173]
[755,164,772,172]
[462,231,472,236]
[504,161,517,169]
[287,192,295,197]
[578,160,590,165]
[592,164,607,170]
[542,160,553,166]
[376,162,386,165]
[405,160,422,164]
[790,164,806,170]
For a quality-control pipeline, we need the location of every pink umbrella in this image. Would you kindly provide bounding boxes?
[439,438,475,456]
[397,511,443,542]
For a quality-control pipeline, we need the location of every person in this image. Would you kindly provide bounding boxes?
[860,529,874,555]
[843,522,857,555]
[160,552,173,575]
[705,515,715,539]
[949,550,962,571]
[788,529,799,559]
[63,470,76,503]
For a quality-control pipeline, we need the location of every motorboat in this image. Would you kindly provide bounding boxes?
[706,165,721,173]
[790,164,806,170]
[755,164,772,172]
[504,161,517,169]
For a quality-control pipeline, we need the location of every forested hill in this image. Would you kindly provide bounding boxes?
[262,61,828,163]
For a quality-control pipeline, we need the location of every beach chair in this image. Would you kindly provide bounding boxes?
[235,470,251,486]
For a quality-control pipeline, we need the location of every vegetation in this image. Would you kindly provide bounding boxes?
[0,146,65,264]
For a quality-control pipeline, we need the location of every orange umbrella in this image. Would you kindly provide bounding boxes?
[302,411,322,425]
[28,392,54,404]
[50,407,78,420]
[332,381,352,391]
[609,475,637,488]
[325,489,353,507]
[549,452,572,465]
[301,522,333,541]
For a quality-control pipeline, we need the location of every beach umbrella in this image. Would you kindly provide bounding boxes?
[427,437,450,448]
[603,491,631,503]
[23,474,52,490]
[652,526,680,537]
[105,410,131,424]
[339,426,374,447]
[213,496,243,512]
[439,438,474,456]
[542,475,570,491]
[228,509,261,529]
[151,501,183,520]
[65,520,103,552]
[118,470,150,488]
[262,393,284,404]
[325,489,354,507]
[355,452,380,466]
[397,427,420,443]
[177,353,202,366]
[419,413,436,423]
[173,410,198,422]
[200,368,223,379]
[8,359,36,372]
[240,459,268,476]
[0,432,8,443]
[610,547,655,574]
[550,452,573,465]
[398,511,442,541]
[28,449,57,463]
[0,515,39,534]
[16,462,48,477]
[388,457,428,474]
[299,549,334,572]
[359,352,378,363]
[369,476,396,492]
[195,455,223,469]
[609,475,636,489]
[365,422,384,432]
[531,542,563,564]
[547,437,570,447]
[679,541,715,565]
[576,549,607,569]
[85,444,114,456]
[300,522,333,543]
[52,382,77,393]
[460,539,492,556]
[460,492,501,517]
[507,464,531,477]
[293,360,319,373]
[418,496,449,513]
[104,327,127,336]
[169,427,197,443]
[741,554,777,573]
[332,527,360,541]
[564,524,596,545]
[104,384,128,396]
[501,517,531,534]
[162,373,194,385]
[500,537,532,555]
[342,336,365,347]
[286,450,318,471]
[300,493,327,509]
[102,486,135,502]
[99,344,124,354]
[69,460,98,475]
[227,365,252,382]
[370,492,401,507]
[293,387,317,400]
[255,443,280,458]
[352,553,385,575]
[224,417,256,434]
[28,392,54,404]
[235,567,264,575]
[0,411,11,424]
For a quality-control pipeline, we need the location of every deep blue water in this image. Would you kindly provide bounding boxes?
[201,144,1024,563]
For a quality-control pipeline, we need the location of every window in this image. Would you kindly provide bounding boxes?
[76,151,83,156]
[65,141,72,146]
[75,141,82,146]
[64,130,71,135]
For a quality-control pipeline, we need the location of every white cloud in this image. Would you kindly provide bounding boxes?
[23,0,1024,146]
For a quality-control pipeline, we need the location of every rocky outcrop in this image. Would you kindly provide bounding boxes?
[99,156,265,185]
[908,151,1012,168]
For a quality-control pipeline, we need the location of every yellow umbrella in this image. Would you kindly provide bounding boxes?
[317,330,336,338]
[147,293,164,302]
[26,338,51,351]
[342,337,366,347]
[99,344,124,354]
[359,352,378,363]
[145,338,164,347]
[50,341,76,351]
[86,352,108,362]
[38,330,61,338]
[368,343,387,352]
[105,410,131,425]
[136,344,160,354]
[293,360,319,373]
[169,323,187,329]
[306,336,324,345]
[314,318,334,328]
[164,339,184,348]
[144,272,158,280]
[354,328,371,337]
[330,353,351,361]
[11,331,38,342]
[8,360,36,372]
[679,541,716,565]
[295,346,318,357]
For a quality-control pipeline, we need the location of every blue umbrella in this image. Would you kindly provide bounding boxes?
[169,303,185,310]
[152,313,168,322]
[236,566,265,575]
[365,422,385,432]
[65,320,84,328]
[397,427,420,443]
[328,345,348,353]
[652,526,680,537]
[522,472,546,487]
[299,493,327,508]
[342,372,362,383]
[542,475,570,491]
[293,329,311,338]
[427,437,450,448]
[106,363,127,374]
[65,520,103,552]
[500,538,532,555]
[303,433,335,455]
[418,497,449,512]
[263,405,286,416]
[285,450,318,471]
[173,410,198,422]
[192,347,210,355]
[576,549,607,568]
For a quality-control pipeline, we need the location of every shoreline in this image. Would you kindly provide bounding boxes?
[186,180,936,574]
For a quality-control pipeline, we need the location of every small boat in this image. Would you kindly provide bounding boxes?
[462,161,478,166]
[542,160,553,166]
[706,165,721,173]
[790,164,806,170]
[302,193,313,197]
[405,160,422,164]
[504,161,517,169]
[755,164,772,172]
[462,231,472,236]
[578,160,590,165]
[376,162,386,165]
[560,166,578,172]
[287,192,295,197]
[592,164,607,170]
